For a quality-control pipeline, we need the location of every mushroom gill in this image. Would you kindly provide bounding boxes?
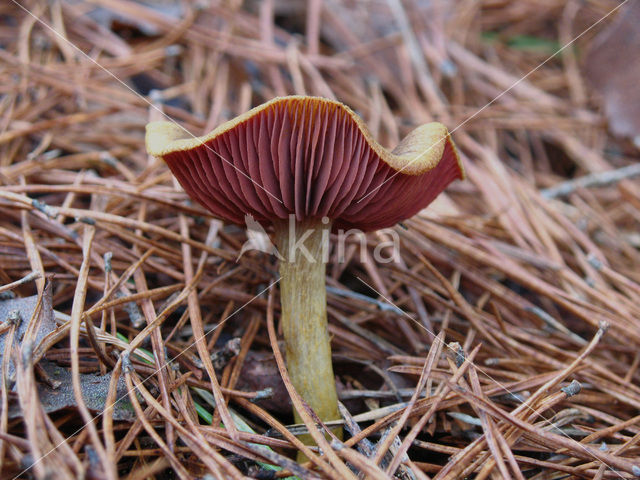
[146,96,464,231]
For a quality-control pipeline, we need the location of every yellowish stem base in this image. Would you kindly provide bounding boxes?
[274,218,342,457]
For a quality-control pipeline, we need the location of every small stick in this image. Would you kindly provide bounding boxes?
[541,163,640,199]
[0,271,41,294]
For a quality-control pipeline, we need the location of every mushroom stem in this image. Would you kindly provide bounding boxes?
[274,217,341,445]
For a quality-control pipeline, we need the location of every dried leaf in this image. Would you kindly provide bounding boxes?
[0,285,56,381]
[9,360,135,422]
[584,1,640,142]
[236,352,290,414]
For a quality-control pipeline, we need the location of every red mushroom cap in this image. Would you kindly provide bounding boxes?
[146,96,464,231]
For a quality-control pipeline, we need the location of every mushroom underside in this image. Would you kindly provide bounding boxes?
[157,97,463,231]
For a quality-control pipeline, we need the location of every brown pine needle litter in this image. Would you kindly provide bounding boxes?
[1,0,640,478]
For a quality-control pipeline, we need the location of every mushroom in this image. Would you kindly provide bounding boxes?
[146,96,464,440]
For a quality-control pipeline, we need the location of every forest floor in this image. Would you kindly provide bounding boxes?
[1,0,640,478]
